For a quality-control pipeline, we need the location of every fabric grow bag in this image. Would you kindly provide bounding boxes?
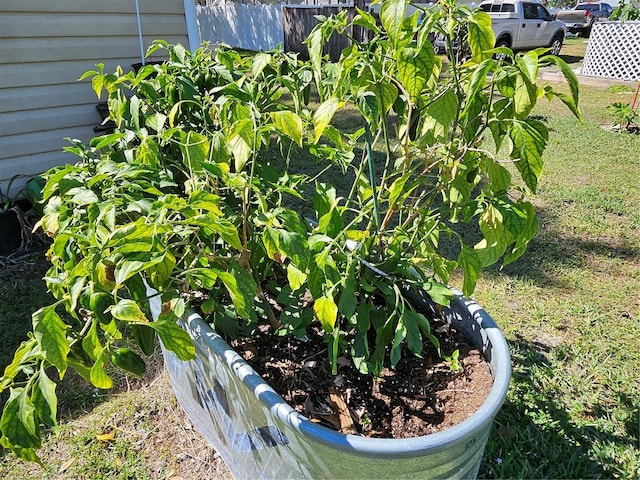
[157,289,511,479]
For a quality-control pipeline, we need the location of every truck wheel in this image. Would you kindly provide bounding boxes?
[494,39,511,62]
[550,34,563,56]
[582,25,592,38]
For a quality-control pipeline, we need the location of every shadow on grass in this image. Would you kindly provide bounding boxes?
[479,335,635,479]
[493,204,640,289]
[558,54,583,66]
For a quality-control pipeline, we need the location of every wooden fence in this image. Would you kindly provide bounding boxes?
[283,5,355,61]
[196,3,361,60]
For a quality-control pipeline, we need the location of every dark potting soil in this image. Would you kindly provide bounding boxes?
[229,321,494,439]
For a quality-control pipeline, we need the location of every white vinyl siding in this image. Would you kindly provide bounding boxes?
[0,0,190,198]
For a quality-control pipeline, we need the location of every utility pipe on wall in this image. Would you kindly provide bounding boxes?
[135,0,145,65]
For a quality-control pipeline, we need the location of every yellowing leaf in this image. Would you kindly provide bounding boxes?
[314,295,338,332]
[313,98,340,143]
[96,430,116,442]
[110,299,149,323]
[271,111,303,147]
[287,263,307,292]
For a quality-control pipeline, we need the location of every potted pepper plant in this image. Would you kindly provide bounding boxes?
[0,0,581,476]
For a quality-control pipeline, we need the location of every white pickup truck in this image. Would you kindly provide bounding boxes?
[479,0,567,55]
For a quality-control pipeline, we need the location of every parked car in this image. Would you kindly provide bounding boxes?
[554,1,614,37]
[435,1,566,56]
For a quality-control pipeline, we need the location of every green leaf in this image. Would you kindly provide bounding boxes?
[509,119,548,193]
[502,200,539,266]
[374,81,399,117]
[517,50,539,83]
[252,52,271,77]
[2,338,39,385]
[67,358,92,384]
[462,59,495,120]
[149,321,195,361]
[90,354,113,389]
[421,89,459,142]
[82,321,102,361]
[540,55,582,121]
[264,227,310,269]
[422,281,453,306]
[305,27,324,96]
[314,295,338,332]
[514,71,538,118]
[271,111,303,147]
[317,208,344,239]
[32,367,58,427]
[66,187,99,206]
[187,214,242,250]
[468,12,495,63]
[214,261,257,322]
[475,205,508,266]
[396,43,435,101]
[313,98,340,143]
[338,268,357,320]
[145,112,166,132]
[483,156,512,193]
[403,309,426,356]
[391,313,407,367]
[114,252,163,285]
[411,310,441,355]
[459,245,482,296]
[0,388,41,452]
[179,131,209,175]
[32,306,69,377]
[228,119,253,172]
[129,95,140,130]
[379,0,406,43]
[187,268,218,289]
[110,299,149,323]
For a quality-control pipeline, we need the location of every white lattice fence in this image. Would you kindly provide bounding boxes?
[581,22,640,81]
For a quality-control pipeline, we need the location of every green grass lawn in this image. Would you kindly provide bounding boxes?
[1,60,639,478]
[475,81,640,478]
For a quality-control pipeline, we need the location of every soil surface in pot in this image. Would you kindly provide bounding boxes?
[229,321,493,438]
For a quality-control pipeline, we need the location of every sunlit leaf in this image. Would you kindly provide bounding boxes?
[314,295,338,332]
[509,118,548,192]
[396,43,434,101]
[313,98,340,143]
[271,111,303,147]
[468,11,495,63]
[287,263,307,292]
[90,355,113,389]
[110,299,149,323]
[214,262,257,322]
[150,321,195,361]
[380,0,406,42]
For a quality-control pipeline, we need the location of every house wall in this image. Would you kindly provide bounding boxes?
[0,0,191,199]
